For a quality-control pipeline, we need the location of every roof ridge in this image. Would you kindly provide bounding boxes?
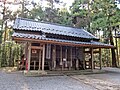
[17,17,83,30]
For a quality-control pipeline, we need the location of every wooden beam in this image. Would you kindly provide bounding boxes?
[13,37,114,48]
[84,51,100,53]
[99,48,102,70]
[38,50,41,70]
[31,46,43,50]
[42,44,45,71]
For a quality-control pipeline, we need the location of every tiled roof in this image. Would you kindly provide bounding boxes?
[12,32,113,47]
[13,18,98,39]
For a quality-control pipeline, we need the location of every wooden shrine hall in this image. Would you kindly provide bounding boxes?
[12,18,114,72]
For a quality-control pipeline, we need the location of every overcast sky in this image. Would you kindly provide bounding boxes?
[32,0,74,10]
[1,0,120,18]
[6,0,74,12]
[3,0,120,12]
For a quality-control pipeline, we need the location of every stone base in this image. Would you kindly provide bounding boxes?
[2,67,18,73]
[24,70,47,76]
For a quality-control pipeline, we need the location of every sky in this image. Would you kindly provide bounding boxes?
[3,0,74,12]
[33,0,74,6]
[2,0,120,12]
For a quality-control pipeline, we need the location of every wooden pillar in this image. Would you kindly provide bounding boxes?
[83,48,85,70]
[76,48,79,70]
[52,45,56,70]
[99,48,102,70]
[91,48,94,71]
[60,46,63,70]
[25,42,28,70]
[42,44,45,71]
[23,42,27,57]
[65,46,67,68]
[27,42,31,71]
[24,42,28,60]
[38,50,41,70]
[34,61,36,70]
[70,47,72,69]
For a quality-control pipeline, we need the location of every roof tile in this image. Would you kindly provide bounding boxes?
[12,32,112,47]
[13,18,98,39]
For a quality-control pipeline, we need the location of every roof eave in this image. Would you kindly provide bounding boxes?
[12,36,114,49]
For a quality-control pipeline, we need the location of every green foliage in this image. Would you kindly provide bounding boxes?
[91,0,120,31]
[26,3,71,25]
[0,42,23,67]
[70,0,92,30]
[27,6,45,21]
[57,8,72,25]
[102,49,112,67]
[91,0,120,67]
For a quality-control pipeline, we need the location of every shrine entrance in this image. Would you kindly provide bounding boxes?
[28,43,45,71]
[30,49,42,70]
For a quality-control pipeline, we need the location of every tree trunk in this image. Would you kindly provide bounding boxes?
[87,0,91,33]
[115,28,119,66]
[109,30,117,67]
[9,44,12,67]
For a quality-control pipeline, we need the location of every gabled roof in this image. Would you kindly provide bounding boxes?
[13,18,98,39]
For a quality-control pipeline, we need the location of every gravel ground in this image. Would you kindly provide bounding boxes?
[1,67,120,90]
[71,67,120,90]
[0,71,95,90]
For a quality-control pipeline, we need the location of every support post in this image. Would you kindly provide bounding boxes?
[52,45,56,70]
[70,47,72,69]
[99,48,102,70]
[76,48,79,70]
[24,42,28,61]
[38,50,41,70]
[42,44,45,71]
[60,46,63,70]
[91,48,94,71]
[65,46,68,68]
[27,42,31,71]
[83,48,85,70]
[34,61,36,70]
[24,42,28,70]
